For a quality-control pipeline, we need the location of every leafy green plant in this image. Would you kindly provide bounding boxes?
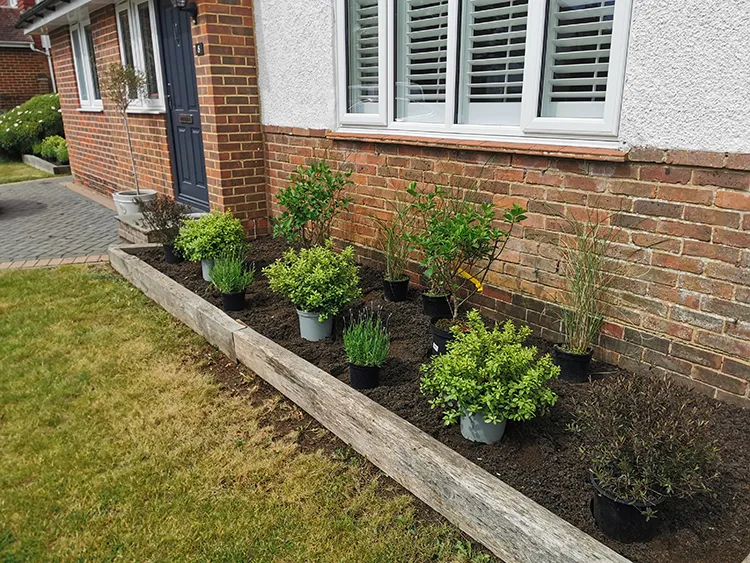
[100,63,147,194]
[343,310,390,367]
[570,373,720,513]
[263,240,362,321]
[175,211,247,262]
[0,94,63,157]
[273,160,354,247]
[406,182,526,319]
[137,194,191,244]
[34,135,69,164]
[420,309,559,425]
[374,198,411,282]
[210,248,255,294]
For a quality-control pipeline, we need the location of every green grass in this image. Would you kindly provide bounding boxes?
[0,159,55,184]
[0,266,485,562]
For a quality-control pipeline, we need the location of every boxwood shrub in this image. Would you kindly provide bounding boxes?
[0,94,63,157]
[174,211,247,262]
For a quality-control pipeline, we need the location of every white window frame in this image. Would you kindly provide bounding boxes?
[116,0,166,113]
[70,15,102,110]
[336,0,633,144]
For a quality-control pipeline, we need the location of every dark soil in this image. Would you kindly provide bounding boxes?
[135,239,750,563]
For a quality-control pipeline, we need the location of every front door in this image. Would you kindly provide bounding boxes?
[159,0,208,209]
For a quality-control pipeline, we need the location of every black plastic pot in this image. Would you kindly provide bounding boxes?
[221,291,246,312]
[383,277,409,302]
[590,474,661,543]
[422,293,452,319]
[430,318,454,356]
[553,346,593,383]
[163,243,181,264]
[349,363,380,390]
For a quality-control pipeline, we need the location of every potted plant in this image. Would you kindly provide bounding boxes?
[263,240,362,341]
[571,374,719,543]
[343,310,390,389]
[137,194,191,263]
[273,159,354,247]
[210,248,255,312]
[174,210,247,281]
[420,309,559,445]
[100,63,157,215]
[406,182,526,351]
[374,198,411,302]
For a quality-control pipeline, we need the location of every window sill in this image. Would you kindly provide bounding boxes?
[77,107,104,113]
[126,107,166,115]
[326,130,627,162]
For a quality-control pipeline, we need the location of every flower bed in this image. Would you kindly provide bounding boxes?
[130,238,750,563]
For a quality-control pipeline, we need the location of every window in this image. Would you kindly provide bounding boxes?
[70,17,102,109]
[337,0,632,142]
[116,0,165,111]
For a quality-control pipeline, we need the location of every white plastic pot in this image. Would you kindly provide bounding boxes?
[201,259,214,282]
[112,189,157,216]
[296,309,333,341]
[460,412,507,445]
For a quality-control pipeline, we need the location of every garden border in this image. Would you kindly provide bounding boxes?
[21,153,71,175]
[109,243,680,563]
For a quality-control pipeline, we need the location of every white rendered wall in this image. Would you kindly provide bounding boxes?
[254,0,750,153]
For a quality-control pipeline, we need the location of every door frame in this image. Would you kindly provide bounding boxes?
[154,1,209,211]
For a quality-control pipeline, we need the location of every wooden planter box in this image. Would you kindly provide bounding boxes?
[22,153,71,175]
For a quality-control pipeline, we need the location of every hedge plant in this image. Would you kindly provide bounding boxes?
[174,211,247,262]
[33,135,69,164]
[420,309,559,425]
[0,94,63,157]
[263,240,361,321]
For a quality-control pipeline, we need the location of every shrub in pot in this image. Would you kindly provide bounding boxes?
[137,194,191,263]
[263,240,362,341]
[571,373,719,543]
[273,159,354,247]
[374,198,411,302]
[420,309,559,445]
[343,310,390,389]
[210,248,255,312]
[174,211,247,281]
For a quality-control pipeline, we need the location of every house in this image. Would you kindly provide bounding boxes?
[16,0,750,406]
[0,0,52,111]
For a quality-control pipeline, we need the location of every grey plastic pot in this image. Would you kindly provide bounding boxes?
[460,411,507,445]
[201,259,214,282]
[296,309,333,341]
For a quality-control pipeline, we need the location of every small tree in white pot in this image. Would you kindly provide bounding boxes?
[100,62,157,215]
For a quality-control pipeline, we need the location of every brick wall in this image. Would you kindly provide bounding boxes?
[50,6,174,198]
[264,126,750,407]
[0,48,51,111]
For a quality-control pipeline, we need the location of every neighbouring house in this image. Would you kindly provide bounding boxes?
[0,0,52,111]
[16,0,750,406]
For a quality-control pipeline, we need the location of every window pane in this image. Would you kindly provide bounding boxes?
[137,2,159,99]
[457,0,528,126]
[118,11,137,99]
[71,29,89,102]
[84,25,101,101]
[539,0,614,118]
[394,0,448,123]
[346,0,380,114]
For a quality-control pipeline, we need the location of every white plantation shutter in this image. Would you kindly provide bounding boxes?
[395,0,449,123]
[347,0,380,114]
[539,0,615,118]
[458,0,529,125]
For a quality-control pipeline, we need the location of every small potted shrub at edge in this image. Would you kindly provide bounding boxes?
[175,211,247,281]
[571,374,719,543]
[137,194,191,263]
[343,310,390,389]
[264,241,362,341]
[210,249,255,312]
[420,310,559,445]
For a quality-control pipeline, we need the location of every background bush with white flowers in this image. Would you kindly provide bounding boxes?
[0,94,64,158]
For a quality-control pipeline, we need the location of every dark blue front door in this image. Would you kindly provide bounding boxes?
[159,0,208,209]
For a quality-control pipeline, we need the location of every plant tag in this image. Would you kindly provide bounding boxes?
[433,342,439,352]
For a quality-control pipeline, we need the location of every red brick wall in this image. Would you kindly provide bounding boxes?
[0,48,51,111]
[50,6,173,198]
[264,126,750,407]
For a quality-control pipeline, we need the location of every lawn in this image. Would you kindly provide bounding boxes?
[0,266,486,562]
[0,158,55,184]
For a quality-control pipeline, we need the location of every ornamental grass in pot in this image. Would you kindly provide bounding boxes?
[174,211,247,281]
[570,374,719,543]
[375,198,412,302]
[263,240,362,342]
[137,194,191,263]
[420,309,559,445]
[343,310,390,389]
[210,248,255,312]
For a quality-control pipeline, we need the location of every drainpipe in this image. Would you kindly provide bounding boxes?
[29,34,56,93]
